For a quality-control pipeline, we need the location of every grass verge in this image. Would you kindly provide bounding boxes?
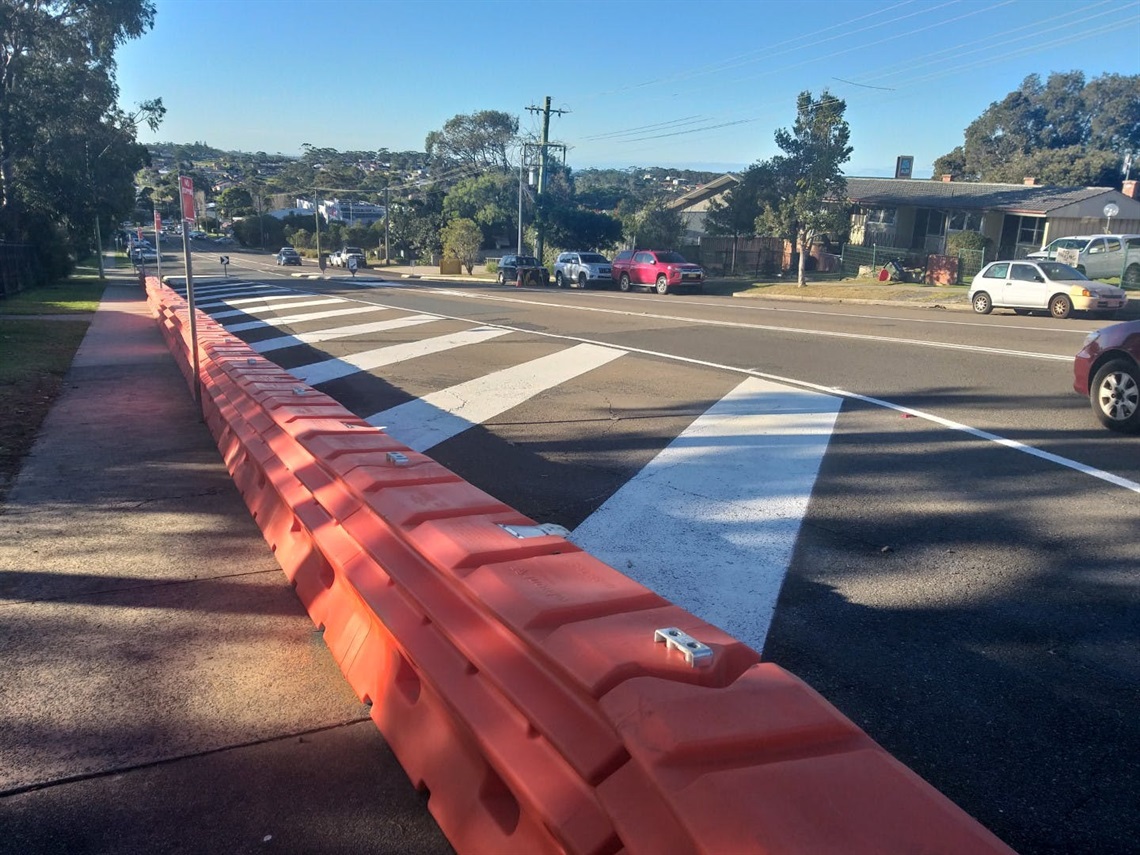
[0,277,106,500]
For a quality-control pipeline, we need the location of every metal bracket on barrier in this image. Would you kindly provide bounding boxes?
[292,386,307,395]
[654,627,714,668]
[386,451,409,467]
[247,357,257,365]
[499,523,571,539]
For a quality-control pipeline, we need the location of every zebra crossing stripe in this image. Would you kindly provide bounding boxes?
[365,343,626,449]
[252,315,443,353]
[185,283,280,298]
[568,376,841,656]
[223,305,389,333]
[291,326,511,386]
[196,292,300,308]
[210,298,344,320]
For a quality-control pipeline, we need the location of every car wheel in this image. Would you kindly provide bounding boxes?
[619,273,631,292]
[1090,359,1140,433]
[1076,265,1086,275]
[555,271,565,288]
[1123,263,1140,289]
[1049,294,1073,319]
[655,275,670,295]
[497,271,506,285]
[578,273,588,289]
[971,292,993,314]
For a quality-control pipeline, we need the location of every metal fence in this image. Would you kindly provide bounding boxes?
[0,242,45,298]
[685,236,786,276]
[840,244,984,285]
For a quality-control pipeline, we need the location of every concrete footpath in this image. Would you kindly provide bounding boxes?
[0,276,453,854]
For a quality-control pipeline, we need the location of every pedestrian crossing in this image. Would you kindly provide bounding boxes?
[169,280,841,653]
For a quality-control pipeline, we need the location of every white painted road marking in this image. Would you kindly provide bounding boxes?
[569,376,842,654]
[291,326,511,386]
[223,305,392,333]
[196,292,300,308]
[210,298,344,320]
[252,315,442,353]
[366,342,627,449]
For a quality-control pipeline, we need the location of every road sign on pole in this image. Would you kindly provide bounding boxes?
[179,175,195,222]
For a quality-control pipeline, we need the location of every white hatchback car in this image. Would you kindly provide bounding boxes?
[969,260,1128,319]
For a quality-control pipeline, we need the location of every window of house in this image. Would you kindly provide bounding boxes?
[865,208,896,225]
[1017,217,1046,245]
[948,211,983,231]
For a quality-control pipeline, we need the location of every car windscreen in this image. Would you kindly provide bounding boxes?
[1038,261,1087,280]
[656,251,688,263]
[581,254,608,263]
[345,247,363,254]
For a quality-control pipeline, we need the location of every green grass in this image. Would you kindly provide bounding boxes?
[0,317,91,495]
[0,278,108,314]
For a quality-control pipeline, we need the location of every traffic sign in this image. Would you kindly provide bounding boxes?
[179,175,195,221]
[154,211,162,233]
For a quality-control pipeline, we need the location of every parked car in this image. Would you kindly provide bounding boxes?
[611,250,704,294]
[276,247,302,266]
[968,260,1128,319]
[554,252,612,289]
[1027,233,1140,282]
[187,230,208,240]
[1073,319,1140,433]
[329,246,366,268]
[496,254,548,286]
[131,246,158,262]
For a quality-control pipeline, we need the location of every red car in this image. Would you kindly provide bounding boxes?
[1073,319,1140,432]
[611,250,704,294]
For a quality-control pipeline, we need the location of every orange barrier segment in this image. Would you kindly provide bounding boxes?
[145,277,1016,855]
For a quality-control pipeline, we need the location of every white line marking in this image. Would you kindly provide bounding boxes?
[223,305,391,333]
[425,291,1073,361]
[210,298,343,320]
[366,343,627,449]
[321,295,1138,493]
[252,315,442,353]
[196,293,299,308]
[569,377,842,654]
[291,326,510,386]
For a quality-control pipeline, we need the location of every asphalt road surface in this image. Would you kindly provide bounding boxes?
[164,248,1138,855]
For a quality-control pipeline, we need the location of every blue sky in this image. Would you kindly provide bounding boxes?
[116,0,1140,178]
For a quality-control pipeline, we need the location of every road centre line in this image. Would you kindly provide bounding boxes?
[316,294,1138,493]
[252,315,442,353]
[426,291,1073,361]
[365,343,627,449]
[291,326,511,386]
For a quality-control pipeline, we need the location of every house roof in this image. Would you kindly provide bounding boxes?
[667,173,741,210]
[845,177,1112,214]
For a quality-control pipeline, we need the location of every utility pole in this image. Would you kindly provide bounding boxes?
[525,96,567,265]
[384,183,390,264]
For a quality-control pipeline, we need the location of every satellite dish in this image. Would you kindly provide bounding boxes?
[1104,202,1120,218]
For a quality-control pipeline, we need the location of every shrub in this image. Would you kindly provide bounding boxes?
[946,230,991,255]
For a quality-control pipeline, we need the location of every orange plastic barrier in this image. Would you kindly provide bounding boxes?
[145,276,1016,855]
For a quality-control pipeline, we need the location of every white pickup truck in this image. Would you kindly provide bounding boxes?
[553,251,613,289]
[329,246,366,268]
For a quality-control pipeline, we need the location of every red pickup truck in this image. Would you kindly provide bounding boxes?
[611,250,705,294]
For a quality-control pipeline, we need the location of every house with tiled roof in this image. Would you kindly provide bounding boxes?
[668,172,1140,261]
[847,176,1140,260]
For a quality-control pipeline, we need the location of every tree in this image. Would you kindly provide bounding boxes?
[425,110,518,171]
[0,0,162,277]
[757,90,852,287]
[623,202,684,250]
[704,162,780,272]
[442,171,516,246]
[217,186,253,218]
[441,217,482,274]
[543,204,623,253]
[934,72,1140,185]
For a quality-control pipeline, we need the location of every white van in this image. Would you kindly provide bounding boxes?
[1027,234,1140,281]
